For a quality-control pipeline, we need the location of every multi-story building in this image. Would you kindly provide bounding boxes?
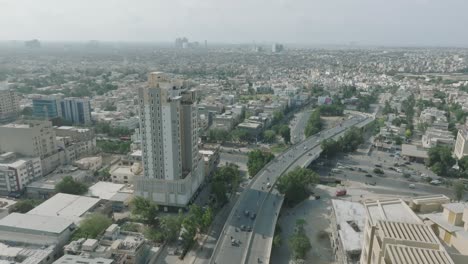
[32,96,63,119]
[135,72,204,209]
[60,97,92,125]
[32,96,92,125]
[55,126,96,164]
[0,152,42,195]
[0,120,60,175]
[0,83,20,124]
[454,127,468,160]
[360,199,455,264]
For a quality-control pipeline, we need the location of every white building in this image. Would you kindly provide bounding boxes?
[0,242,55,264]
[0,213,75,247]
[454,127,468,160]
[135,72,204,208]
[0,152,42,195]
[0,83,19,124]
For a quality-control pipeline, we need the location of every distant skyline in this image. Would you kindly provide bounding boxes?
[1,0,468,47]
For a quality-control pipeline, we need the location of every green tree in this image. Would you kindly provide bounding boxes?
[55,176,88,195]
[21,107,33,116]
[211,163,240,205]
[272,110,284,125]
[263,130,276,143]
[208,129,231,142]
[320,139,341,158]
[131,196,159,226]
[427,146,456,176]
[453,180,465,201]
[458,156,468,172]
[201,207,214,231]
[279,125,291,144]
[305,109,322,137]
[160,213,184,242]
[405,129,412,138]
[247,149,274,177]
[289,219,311,260]
[276,167,319,205]
[10,199,41,213]
[72,213,112,240]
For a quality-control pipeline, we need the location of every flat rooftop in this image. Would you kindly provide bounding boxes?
[385,244,454,264]
[401,144,429,159]
[364,199,421,226]
[331,199,365,252]
[27,193,100,223]
[53,255,114,264]
[0,213,73,234]
[378,220,439,244]
[88,181,125,200]
[442,203,467,214]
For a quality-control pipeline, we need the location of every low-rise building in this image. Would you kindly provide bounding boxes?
[0,212,75,247]
[360,199,455,264]
[330,199,366,264]
[237,122,263,138]
[109,163,142,184]
[212,114,235,131]
[74,156,102,172]
[54,255,114,264]
[26,168,88,199]
[454,127,468,160]
[0,197,17,219]
[401,144,429,163]
[63,224,154,264]
[422,128,455,149]
[26,193,101,224]
[0,242,55,264]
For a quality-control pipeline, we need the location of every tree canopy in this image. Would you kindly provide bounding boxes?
[131,196,159,226]
[247,149,274,177]
[72,213,112,240]
[211,163,240,206]
[289,218,311,260]
[320,127,364,158]
[453,180,465,201]
[10,199,41,213]
[427,146,456,176]
[55,176,88,195]
[276,167,319,206]
[304,109,322,137]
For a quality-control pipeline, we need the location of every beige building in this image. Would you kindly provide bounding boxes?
[135,72,204,208]
[0,120,60,175]
[454,127,468,160]
[0,83,20,124]
[360,199,455,264]
[421,201,468,257]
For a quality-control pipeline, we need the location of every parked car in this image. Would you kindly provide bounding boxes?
[430,180,442,185]
[409,184,416,189]
[336,189,347,196]
[375,164,382,168]
[365,174,373,178]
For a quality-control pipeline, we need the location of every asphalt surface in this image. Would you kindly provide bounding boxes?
[210,114,374,264]
[290,109,312,144]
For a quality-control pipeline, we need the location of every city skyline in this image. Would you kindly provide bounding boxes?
[2,0,468,46]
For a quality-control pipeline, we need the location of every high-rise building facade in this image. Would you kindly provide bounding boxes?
[454,127,468,160]
[32,97,62,119]
[0,83,20,124]
[135,72,204,208]
[60,97,92,125]
[32,96,92,125]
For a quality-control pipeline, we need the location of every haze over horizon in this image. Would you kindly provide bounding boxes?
[1,0,468,47]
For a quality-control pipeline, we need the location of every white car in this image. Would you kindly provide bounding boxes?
[409,184,416,189]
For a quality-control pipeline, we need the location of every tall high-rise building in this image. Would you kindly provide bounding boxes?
[135,72,204,208]
[0,83,20,124]
[32,97,62,119]
[454,127,468,160]
[60,97,92,125]
[32,96,92,125]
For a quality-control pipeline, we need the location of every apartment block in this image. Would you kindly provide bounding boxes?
[0,152,42,195]
[135,72,204,208]
[0,120,60,175]
[0,83,20,124]
[32,96,63,119]
[360,199,455,264]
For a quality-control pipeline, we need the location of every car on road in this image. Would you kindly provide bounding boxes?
[409,184,416,189]
[430,180,442,185]
[231,238,239,246]
[246,226,252,232]
[250,213,256,220]
[244,210,249,217]
[331,168,342,173]
[375,164,382,168]
[365,174,373,178]
[336,189,347,196]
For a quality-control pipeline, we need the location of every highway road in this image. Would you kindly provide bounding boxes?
[210,113,374,264]
[290,109,312,144]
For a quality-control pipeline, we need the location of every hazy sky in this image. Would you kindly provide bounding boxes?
[1,0,467,46]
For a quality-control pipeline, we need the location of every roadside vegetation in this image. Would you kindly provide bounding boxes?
[247,149,274,177]
[289,219,312,260]
[320,127,364,158]
[55,176,88,195]
[276,167,319,206]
